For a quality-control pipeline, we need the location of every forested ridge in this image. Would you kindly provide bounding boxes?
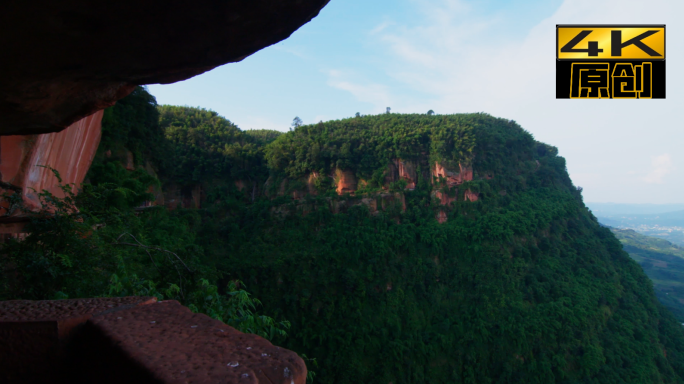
[3,87,684,383]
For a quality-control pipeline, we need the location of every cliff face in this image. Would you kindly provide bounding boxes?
[14,105,683,383]
[1,111,103,214]
[335,169,357,195]
[385,159,418,190]
[0,0,330,135]
[210,114,684,384]
[433,162,473,187]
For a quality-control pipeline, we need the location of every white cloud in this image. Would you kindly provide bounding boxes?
[327,70,393,112]
[347,0,684,202]
[370,20,394,35]
[643,154,674,184]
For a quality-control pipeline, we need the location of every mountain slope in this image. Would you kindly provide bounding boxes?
[188,113,684,383]
[613,228,684,323]
[56,89,684,383]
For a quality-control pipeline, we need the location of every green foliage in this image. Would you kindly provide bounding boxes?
[5,86,684,383]
[1,170,197,301]
[0,173,287,342]
[87,162,157,209]
[186,279,290,340]
[98,86,169,171]
[196,113,684,383]
[158,105,270,185]
[263,114,530,186]
[244,129,283,145]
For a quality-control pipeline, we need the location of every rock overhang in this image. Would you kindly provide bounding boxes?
[0,0,330,136]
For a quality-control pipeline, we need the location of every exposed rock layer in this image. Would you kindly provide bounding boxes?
[0,111,104,213]
[385,159,417,190]
[335,169,357,195]
[0,0,330,135]
[433,162,473,187]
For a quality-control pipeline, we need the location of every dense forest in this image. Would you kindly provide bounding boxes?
[3,87,684,383]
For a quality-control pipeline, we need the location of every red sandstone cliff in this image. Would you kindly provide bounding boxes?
[385,159,417,190]
[335,169,357,195]
[432,162,473,187]
[436,210,448,224]
[0,111,104,214]
[307,172,320,195]
[429,161,478,223]
[431,161,474,208]
[434,190,457,206]
[464,189,479,202]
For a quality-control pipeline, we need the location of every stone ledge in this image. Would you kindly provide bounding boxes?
[0,297,306,384]
[0,296,156,383]
[70,300,306,384]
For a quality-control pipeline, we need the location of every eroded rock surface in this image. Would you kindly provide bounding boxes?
[386,159,417,190]
[0,0,330,135]
[335,169,357,195]
[464,189,479,202]
[0,296,156,384]
[433,162,473,187]
[436,210,448,224]
[1,297,306,384]
[0,111,104,213]
[434,190,456,206]
[71,300,306,384]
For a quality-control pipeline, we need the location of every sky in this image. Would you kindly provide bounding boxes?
[148,0,684,204]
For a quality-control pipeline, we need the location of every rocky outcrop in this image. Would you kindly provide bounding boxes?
[235,180,246,192]
[1,297,306,384]
[163,184,202,210]
[0,0,330,136]
[185,185,202,209]
[385,159,417,190]
[436,210,448,224]
[434,190,456,206]
[335,169,357,195]
[307,172,320,195]
[0,111,103,213]
[163,184,182,210]
[464,189,479,202]
[123,150,135,171]
[431,162,471,207]
[360,197,378,214]
[72,300,307,384]
[432,162,473,187]
[0,296,157,383]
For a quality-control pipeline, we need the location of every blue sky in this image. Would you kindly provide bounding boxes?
[149,0,683,204]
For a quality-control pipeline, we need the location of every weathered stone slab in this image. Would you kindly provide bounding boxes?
[0,296,156,383]
[70,300,306,384]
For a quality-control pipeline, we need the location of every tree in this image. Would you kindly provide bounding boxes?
[427,109,435,116]
[292,116,303,129]
[385,107,391,114]
[355,112,361,118]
